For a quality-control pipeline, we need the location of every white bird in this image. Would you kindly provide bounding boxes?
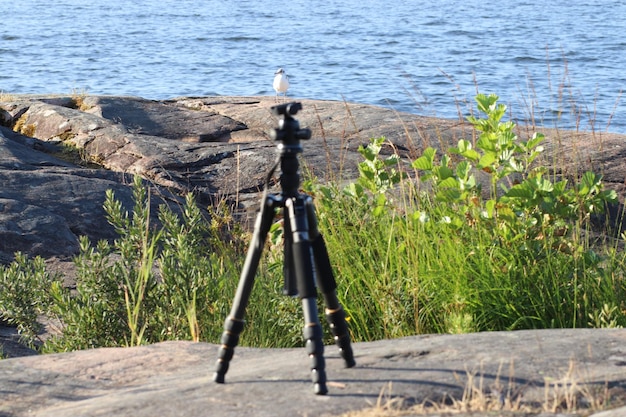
[273,68,289,102]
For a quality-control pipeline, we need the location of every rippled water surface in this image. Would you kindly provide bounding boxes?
[2,0,626,132]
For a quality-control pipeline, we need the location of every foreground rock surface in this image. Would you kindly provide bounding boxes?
[1,329,625,417]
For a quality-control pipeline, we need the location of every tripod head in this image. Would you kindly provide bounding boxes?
[270,102,312,145]
[266,102,311,199]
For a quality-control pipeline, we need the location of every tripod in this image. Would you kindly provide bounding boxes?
[213,102,356,395]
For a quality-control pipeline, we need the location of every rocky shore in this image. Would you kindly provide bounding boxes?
[0,94,468,264]
[2,94,626,264]
[2,95,626,416]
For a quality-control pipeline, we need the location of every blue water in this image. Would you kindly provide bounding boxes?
[2,0,626,133]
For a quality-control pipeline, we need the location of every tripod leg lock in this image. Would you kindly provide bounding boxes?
[303,323,328,395]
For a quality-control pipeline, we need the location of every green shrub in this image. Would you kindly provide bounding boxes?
[0,254,59,346]
[42,177,246,351]
[41,176,308,352]
[308,93,626,340]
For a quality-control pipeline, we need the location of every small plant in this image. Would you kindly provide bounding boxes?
[349,137,404,199]
[413,93,616,248]
[0,254,59,346]
[70,88,91,111]
[339,360,615,416]
[49,141,102,168]
[588,303,623,329]
[45,177,184,350]
[42,175,303,352]
[0,91,17,101]
[312,137,405,220]
[12,114,36,137]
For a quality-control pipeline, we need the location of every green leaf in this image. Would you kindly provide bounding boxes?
[434,165,454,180]
[499,121,515,132]
[463,149,480,161]
[505,183,534,199]
[526,132,545,150]
[457,139,472,153]
[439,177,459,188]
[478,153,497,170]
[358,163,376,181]
[456,161,472,180]
[358,137,385,161]
[319,185,335,200]
[412,147,436,170]
[553,180,568,194]
[343,182,364,198]
[497,206,517,223]
[436,187,462,202]
[485,199,497,218]
[384,154,401,167]
[372,193,388,217]
[412,210,429,223]
[600,189,618,203]
[464,174,477,190]
[579,171,601,196]
[474,93,500,115]
[536,177,554,193]
[477,135,496,152]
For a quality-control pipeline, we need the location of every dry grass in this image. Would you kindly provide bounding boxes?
[339,360,619,417]
[0,91,17,102]
[70,88,92,111]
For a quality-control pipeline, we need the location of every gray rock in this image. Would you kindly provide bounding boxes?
[3,94,626,262]
[591,405,626,417]
[0,198,79,259]
[1,328,625,417]
[0,124,178,263]
[0,95,461,263]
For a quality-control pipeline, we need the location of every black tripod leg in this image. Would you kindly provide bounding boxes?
[285,198,328,395]
[214,196,277,384]
[306,197,356,368]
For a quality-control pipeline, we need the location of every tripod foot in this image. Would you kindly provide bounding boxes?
[314,381,328,395]
[326,306,356,368]
[214,316,245,384]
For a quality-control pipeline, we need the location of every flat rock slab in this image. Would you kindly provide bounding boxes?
[1,329,625,417]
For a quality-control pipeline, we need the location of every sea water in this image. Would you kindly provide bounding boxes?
[2,0,625,132]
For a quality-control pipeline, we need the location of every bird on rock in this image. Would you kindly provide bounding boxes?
[273,68,289,102]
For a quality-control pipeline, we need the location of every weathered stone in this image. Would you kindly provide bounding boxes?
[0,329,625,417]
[0,198,79,258]
[0,125,178,263]
[83,96,249,142]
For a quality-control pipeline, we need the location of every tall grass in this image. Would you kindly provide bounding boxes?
[308,94,626,340]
